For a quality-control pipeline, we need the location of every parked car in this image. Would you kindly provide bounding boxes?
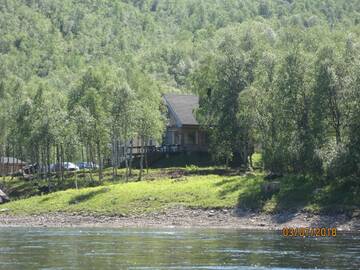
[64,162,80,171]
[50,162,79,172]
[77,162,99,170]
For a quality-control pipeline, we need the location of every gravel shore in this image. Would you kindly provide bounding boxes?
[1,207,359,231]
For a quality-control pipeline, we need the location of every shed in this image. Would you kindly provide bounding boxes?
[0,157,27,175]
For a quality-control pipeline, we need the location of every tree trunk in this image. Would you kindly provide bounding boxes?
[81,144,84,167]
[75,170,78,190]
[46,142,51,192]
[249,154,253,170]
[129,139,133,177]
[12,146,15,176]
[138,137,144,181]
[112,137,116,179]
[56,145,60,181]
[124,141,129,181]
[115,139,119,178]
[335,124,341,145]
[124,124,129,181]
[97,140,103,181]
[328,90,342,145]
[60,144,65,182]
[88,143,93,182]
[145,141,149,174]
[40,147,45,180]
[36,145,41,180]
[1,143,6,183]
[9,146,15,180]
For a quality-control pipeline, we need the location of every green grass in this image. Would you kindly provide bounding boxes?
[0,166,235,201]
[2,163,358,216]
[2,173,265,215]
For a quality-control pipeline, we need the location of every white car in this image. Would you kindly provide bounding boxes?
[63,162,80,171]
[50,162,79,172]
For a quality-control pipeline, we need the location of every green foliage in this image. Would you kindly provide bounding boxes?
[191,9,360,185]
[0,0,359,199]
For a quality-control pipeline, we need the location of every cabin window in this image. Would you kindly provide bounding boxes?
[187,131,196,145]
[164,131,173,145]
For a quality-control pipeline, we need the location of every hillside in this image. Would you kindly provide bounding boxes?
[1,0,359,90]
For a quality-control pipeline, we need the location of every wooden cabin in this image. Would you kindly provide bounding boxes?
[108,93,209,168]
[163,94,208,152]
[0,157,27,175]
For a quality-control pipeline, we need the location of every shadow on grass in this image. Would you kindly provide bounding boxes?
[266,175,320,224]
[218,173,359,223]
[215,175,265,209]
[272,175,317,210]
[6,180,46,199]
[69,188,109,205]
[306,177,360,227]
[214,178,241,188]
[216,174,323,220]
[3,173,107,201]
[312,176,360,214]
[39,196,53,203]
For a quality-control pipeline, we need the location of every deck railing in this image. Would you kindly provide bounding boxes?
[129,145,184,156]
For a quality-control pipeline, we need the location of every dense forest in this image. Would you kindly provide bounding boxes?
[0,0,359,185]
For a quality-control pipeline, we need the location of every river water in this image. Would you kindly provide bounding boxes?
[0,228,359,270]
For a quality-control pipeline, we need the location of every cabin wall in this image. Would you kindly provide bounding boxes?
[164,126,208,152]
[0,163,25,175]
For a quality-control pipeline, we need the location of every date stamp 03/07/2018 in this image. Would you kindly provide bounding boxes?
[282,227,337,237]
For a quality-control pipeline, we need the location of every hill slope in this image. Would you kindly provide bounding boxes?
[1,0,359,90]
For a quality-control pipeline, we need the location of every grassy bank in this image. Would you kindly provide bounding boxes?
[1,172,263,215]
[1,167,359,216]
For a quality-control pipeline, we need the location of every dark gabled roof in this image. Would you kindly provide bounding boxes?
[0,157,26,164]
[163,94,199,126]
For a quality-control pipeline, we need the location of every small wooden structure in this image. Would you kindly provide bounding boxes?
[0,157,27,176]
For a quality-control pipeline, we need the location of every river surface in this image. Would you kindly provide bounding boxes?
[0,228,359,270]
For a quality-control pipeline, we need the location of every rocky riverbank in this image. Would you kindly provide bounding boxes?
[1,207,359,231]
